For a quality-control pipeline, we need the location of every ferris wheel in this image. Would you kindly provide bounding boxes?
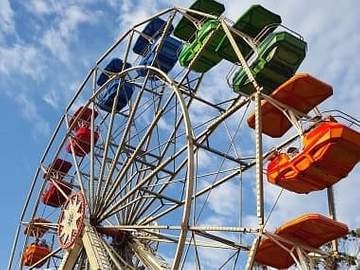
[7,1,360,269]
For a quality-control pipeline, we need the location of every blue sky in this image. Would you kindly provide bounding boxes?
[1,0,360,268]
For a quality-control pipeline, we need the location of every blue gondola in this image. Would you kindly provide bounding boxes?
[97,79,134,113]
[97,58,134,113]
[133,18,174,56]
[137,36,183,77]
[97,58,131,87]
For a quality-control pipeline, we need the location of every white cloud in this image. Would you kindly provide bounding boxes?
[43,89,60,109]
[41,28,70,62]
[332,167,360,228]
[0,44,45,79]
[115,0,159,33]
[13,93,50,136]
[158,118,172,131]
[0,0,14,37]
[207,180,241,217]
[40,5,100,63]
[28,0,54,15]
[196,149,213,169]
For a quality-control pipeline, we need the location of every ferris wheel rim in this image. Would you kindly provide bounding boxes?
[8,4,360,269]
[89,65,197,269]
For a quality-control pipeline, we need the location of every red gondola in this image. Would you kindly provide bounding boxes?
[247,73,333,137]
[24,218,50,238]
[42,180,72,207]
[255,213,348,268]
[22,243,51,268]
[267,120,360,193]
[66,127,100,157]
[43,158,72,180]
[69,106,98,129]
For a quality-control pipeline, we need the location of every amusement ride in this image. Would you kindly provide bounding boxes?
[7,0,360,269]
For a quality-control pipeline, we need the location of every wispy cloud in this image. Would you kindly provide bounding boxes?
[115,0,159,31]
[0,0,14,38]
[28,0,55,15]
[0,44,45,80]
[43,89,60,109]
[40,5,98,63]
[13,93,50,136]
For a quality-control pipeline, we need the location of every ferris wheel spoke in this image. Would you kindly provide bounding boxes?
[89,88,97,213]
[48,177,72,201]
[133,97,252,222]
[98,147,187,221]
[125,136,184,222]
[138,170,241,226]
[131,167,241,224]
[194,141,249,166]
[192,230,249,251]
[99,91,179,214]
[134,153,244,225]
[130,176,185,222]
[223,117,246,159]
[62,114,93,210]
[130,168,189,224]
[98,25,180,207]
[96,78,149,212]
[98,224,257,233]
[127,142,191,223]
[143,227,249,252]
[104,91,178,204]
[97,76,167,209]
[128,101,166,216]
[127,95,203,223]
[136,235,240,250]
[93,80,128,215]
[22,221,58,231]
[67,144,89,206]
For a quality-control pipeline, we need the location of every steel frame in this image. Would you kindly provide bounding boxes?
[7,6,344,270]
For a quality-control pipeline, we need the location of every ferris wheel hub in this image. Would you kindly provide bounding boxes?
[57,192,86,249]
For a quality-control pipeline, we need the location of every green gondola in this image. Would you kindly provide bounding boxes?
[174,0,225,42]
[216,5,282,63]
[233,31,307,95]
[178,19,223,73]
[178,4,282,73]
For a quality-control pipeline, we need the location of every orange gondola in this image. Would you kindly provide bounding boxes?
[267,120,360,193]
[66,127,100,157]
[255,213,348,269]
[24,218,50,238]
[22,243,51,268]
[247,73,333,137]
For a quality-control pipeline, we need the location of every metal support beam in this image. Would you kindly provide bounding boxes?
[58,243,83,270]
[129,239,171,270]
[327,186,339,267]
[82,223,113,270]
[220,17,265,270]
